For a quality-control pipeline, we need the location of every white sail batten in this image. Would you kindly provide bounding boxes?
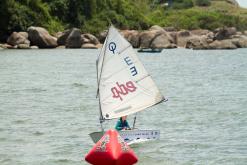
[97,26,164,120]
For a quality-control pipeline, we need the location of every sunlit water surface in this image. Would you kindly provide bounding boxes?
[0,48,247,165]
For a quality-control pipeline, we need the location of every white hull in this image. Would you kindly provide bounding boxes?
[89,129,160,145]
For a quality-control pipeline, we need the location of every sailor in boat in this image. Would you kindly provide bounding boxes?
[115,115,131,131]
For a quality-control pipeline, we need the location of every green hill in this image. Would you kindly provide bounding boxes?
[0,0,247,42]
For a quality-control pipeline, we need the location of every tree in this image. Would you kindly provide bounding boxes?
[67,0,84,27]
[83,0,96,19]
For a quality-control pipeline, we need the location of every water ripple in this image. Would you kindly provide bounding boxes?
[0,49,247,165]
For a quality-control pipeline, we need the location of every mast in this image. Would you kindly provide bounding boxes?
[96,27,110,130]
[96,60,104,131]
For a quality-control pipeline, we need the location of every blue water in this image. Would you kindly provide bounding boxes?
[0,48,247,165]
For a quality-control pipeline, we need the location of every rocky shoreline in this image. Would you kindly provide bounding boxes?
[1,25,247,50]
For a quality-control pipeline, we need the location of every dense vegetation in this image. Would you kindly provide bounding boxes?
[1,0,247,42]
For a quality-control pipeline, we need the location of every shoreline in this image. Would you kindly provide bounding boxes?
[1,25,247,50]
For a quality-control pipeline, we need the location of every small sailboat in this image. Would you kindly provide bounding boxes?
[90,25,167,144]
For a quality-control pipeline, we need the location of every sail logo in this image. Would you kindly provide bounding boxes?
[109,42,116,54]
[111,81,137,101]
[124,56,138,76]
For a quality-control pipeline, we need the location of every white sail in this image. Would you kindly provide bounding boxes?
[97,25,165,120]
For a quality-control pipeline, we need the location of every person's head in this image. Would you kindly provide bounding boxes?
[120,115,127,121]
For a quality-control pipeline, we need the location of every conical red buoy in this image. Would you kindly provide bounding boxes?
[85,129,138,165]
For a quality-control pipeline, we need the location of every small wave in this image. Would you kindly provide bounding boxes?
[1,88,47,93]
[0,158,12,163]
[72,83,88,88]
[33,131,44,136]
[13,119,29,124]
[67,135,79,139]
[47,158,75,164]
[2,88,47,93]
[57,159,70,163]
[0,137,7,141]
[13,138,25,142]
[24,88,47,93]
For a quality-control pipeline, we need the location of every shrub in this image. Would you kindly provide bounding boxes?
[195,0,211,6]
[172,0,194,9]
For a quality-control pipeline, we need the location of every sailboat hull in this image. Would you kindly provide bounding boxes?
[89,129,160,145]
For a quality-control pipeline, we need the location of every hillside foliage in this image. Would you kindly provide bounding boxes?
[0,0,247,41]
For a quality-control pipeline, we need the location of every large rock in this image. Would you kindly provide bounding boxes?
[177,30,191,37]
[139,31,155,48]
[7,32,30,46]
[0,43,13,49]
[139,26,170,48]
[27,26,57,48]
[81,43,98,49]
[231,36,247,48]
[17,44,30,49]
[185,36,209,49]
[149,25,165,32]
[57,28,82,47]
[81,33,100,45]
[139,30,163,48]
[191,29,210,36]
[57,29,71,46]
[121,30,140,48]
[19,32,28,39]
[176,30,193,47]
[97,30,108,43]
[128,31,140,48]
[150,33,175,49]
[54,31,64,39]
[167,32,177,44]
[164,43,177,49]
[139,28,177,49]
[214,27,237,40]
[206,32,215,41]
[236,31,243,35]
[30,46,39,49]
[66,28,82,48]
[209,40,237,49]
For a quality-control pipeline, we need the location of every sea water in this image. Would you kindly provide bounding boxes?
[0,48,246,165]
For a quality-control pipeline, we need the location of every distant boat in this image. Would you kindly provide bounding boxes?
[138,48,163,53]
[89,25,167,145]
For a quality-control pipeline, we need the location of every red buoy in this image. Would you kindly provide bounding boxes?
[85,129,138,165]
